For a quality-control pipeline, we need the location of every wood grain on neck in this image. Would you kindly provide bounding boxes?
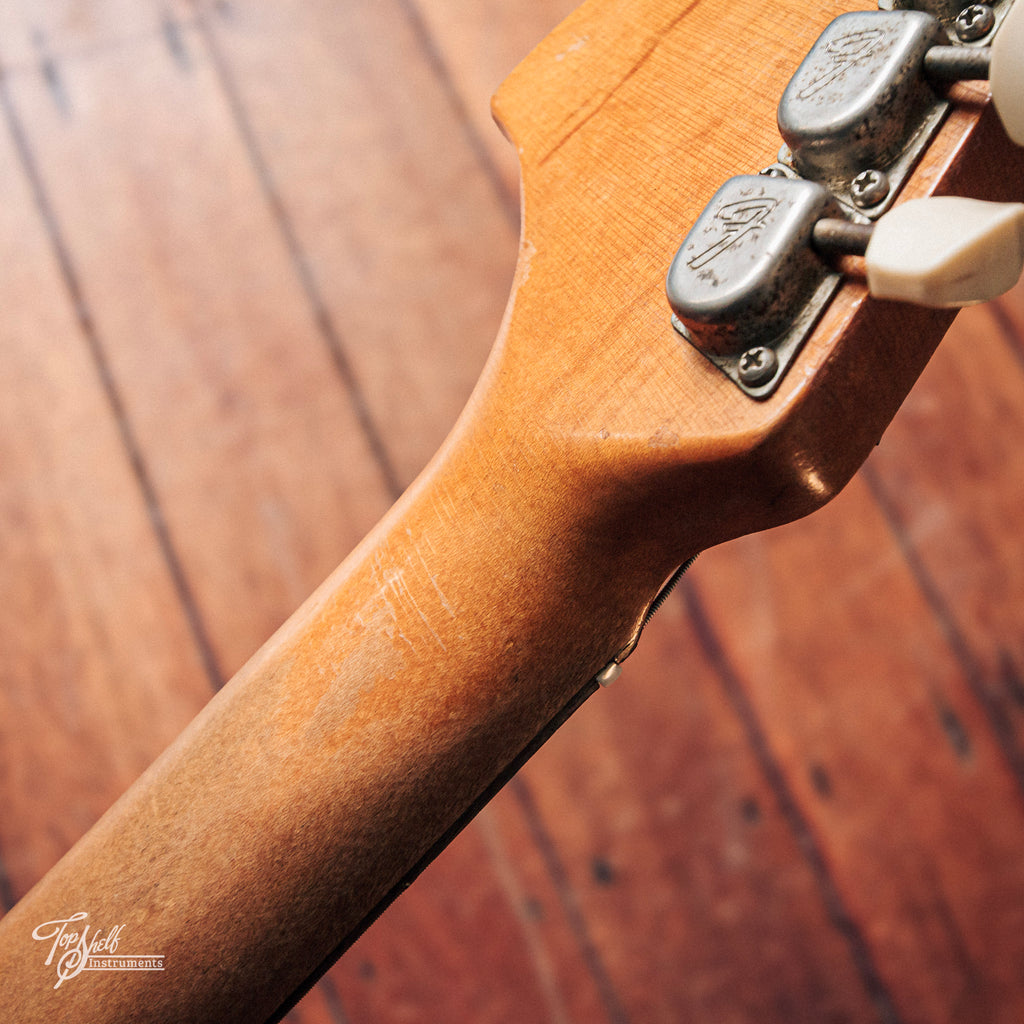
[0,0,1020,1019]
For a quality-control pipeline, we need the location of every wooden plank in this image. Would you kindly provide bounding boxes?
[0,81,210,901]
[200,0,521,486]
[413,0,581,198]
[864,299,1024,762]
[690,457,1024,1021]
[504,596,885,1022]
[334,817,611,1024]
[0,0,191,67]
[1,17,393,678]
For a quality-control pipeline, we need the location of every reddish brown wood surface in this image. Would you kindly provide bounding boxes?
[0,1,1022,1021]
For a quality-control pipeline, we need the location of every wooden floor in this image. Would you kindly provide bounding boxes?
[2,1,1024,1021]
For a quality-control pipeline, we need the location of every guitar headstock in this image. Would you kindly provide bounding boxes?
[483,0,1023,561]
[1,7,1021,1021]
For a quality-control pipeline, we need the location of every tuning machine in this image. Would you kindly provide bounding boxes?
[667,1,1023,398]
[666,176,844,398]
[667,176,1024,398]
[777,3,1023,216]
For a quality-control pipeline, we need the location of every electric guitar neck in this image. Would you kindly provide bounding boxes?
[1,0,1022,1020]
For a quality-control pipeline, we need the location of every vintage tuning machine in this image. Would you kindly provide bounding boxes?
[667,1,1023,399]
[666,178,1024,396]
[666,175,846,399]
[777,3,1023,215]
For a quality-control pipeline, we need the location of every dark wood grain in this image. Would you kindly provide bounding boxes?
[0,1,1022,1021]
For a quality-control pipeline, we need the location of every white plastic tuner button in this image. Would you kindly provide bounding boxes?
[992,0,1024,146]
[865,196,1024,307]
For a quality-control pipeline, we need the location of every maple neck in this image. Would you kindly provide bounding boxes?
[0,353,718,1021]
[1,0,1021,1017]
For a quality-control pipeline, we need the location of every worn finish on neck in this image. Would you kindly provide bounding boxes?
[1,0,1020,1019]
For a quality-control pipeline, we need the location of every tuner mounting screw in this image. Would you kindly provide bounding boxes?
[737,346,779,388]
[851,169,891,209]
[955,4,995,42]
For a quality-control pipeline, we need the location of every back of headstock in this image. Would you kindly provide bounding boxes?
[483,0,1024,561]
